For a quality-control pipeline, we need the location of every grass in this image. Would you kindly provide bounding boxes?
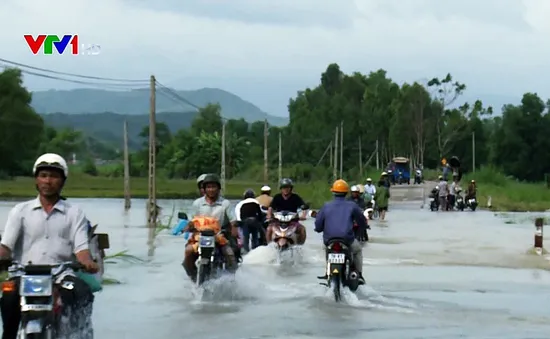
[1,167,549,211]
[0,173,334,208]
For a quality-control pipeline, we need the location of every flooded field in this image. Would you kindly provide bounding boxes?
[1,198,550,338]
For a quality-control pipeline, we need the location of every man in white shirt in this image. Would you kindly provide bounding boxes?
[364,178,376,199]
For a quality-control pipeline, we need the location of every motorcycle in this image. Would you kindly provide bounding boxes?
[455,191,465,211]
[467,197,478,211]
[414,170,422,184]
[353,218,369,243]
[194,229,227,286]
[429,189,439,211]
[365,197,378,219]
[0,260,91,338]
[317,238,360,302]
[270,211,299,253]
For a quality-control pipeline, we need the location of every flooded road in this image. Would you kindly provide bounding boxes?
[1,198,550,338]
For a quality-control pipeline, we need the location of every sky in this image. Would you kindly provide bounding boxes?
[0,0,549,117]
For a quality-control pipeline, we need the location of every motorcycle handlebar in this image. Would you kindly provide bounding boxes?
[0,260,85,275]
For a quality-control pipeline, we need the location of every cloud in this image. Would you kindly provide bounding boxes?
[0,0,548,115]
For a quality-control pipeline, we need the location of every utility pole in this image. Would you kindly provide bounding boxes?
[147,75,156,229]
[278,132,282,183]
[333,126,338,180]
[263,119,268,182]
[358,136,362,177]
[375,139,380,170]
[472,131,476,173]
[339,121,343,178]
[329,141,333,168]
[123,120,131,210]
[221,120,226,194]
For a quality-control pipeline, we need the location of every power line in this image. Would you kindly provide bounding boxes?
[0,57,148,83]
[0,64,147,89]
[155,80,201,110]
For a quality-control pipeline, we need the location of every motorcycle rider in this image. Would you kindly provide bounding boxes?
[448,175,458,210]
[235,189,263,252]
[266,178,307,245]
[363,178,376,202]
[182,174,238,282]
[438,176,449,211]
[314,179,366,285]
[466,179,477,201]
[348,185,367,209]
[197,173,207,196]
[0,153,98,339]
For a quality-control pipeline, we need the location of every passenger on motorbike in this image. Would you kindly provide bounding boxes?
[235,189,263,252]
[314,179,366,284]
[0,153,98,339]
[256,185,272,211]
[182,174,239,282]
[197,173,208,196]
[266,178,307,245]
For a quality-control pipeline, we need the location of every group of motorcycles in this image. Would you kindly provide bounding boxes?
[429,189,478,212]
[193,205,309,287]
[194,203,370,303]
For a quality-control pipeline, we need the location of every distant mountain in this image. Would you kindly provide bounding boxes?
[41,112,197,151]
[31,88,288,126]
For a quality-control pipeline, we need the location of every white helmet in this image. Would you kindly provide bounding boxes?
[366,178,372,182]
[260,185,271,192]
[33,153,68,178]
[197,174,207,184]
[351,185,360,192]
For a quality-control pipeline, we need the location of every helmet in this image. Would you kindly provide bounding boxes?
[279,178,293,189]
[33,153,68,178]
[243,189,255,199]
[438,175,443,180]
[197,174,207,184]
[381,172,387,176]
[331,179,349,194]
[471,179,475,183]
[260,185,271,192]
[366,178,372,182]
[350,185,360,192]
[202,174,221,188]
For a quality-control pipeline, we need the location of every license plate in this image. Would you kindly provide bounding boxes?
[328,253,345,264]
[25,319,42,334]
[429,198,434,202]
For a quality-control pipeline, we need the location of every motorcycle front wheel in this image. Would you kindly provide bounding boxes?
[197,263,211,286]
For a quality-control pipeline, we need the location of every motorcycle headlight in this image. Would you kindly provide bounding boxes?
[20,275,53,296]
[199,235,215,248]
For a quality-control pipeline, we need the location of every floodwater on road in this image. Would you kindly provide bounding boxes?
[1,197,550,338]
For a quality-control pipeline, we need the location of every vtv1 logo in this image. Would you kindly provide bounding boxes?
[24,35,101,55]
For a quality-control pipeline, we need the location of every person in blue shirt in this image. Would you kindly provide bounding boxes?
[314,179,367,284]
[171,212,190,237]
